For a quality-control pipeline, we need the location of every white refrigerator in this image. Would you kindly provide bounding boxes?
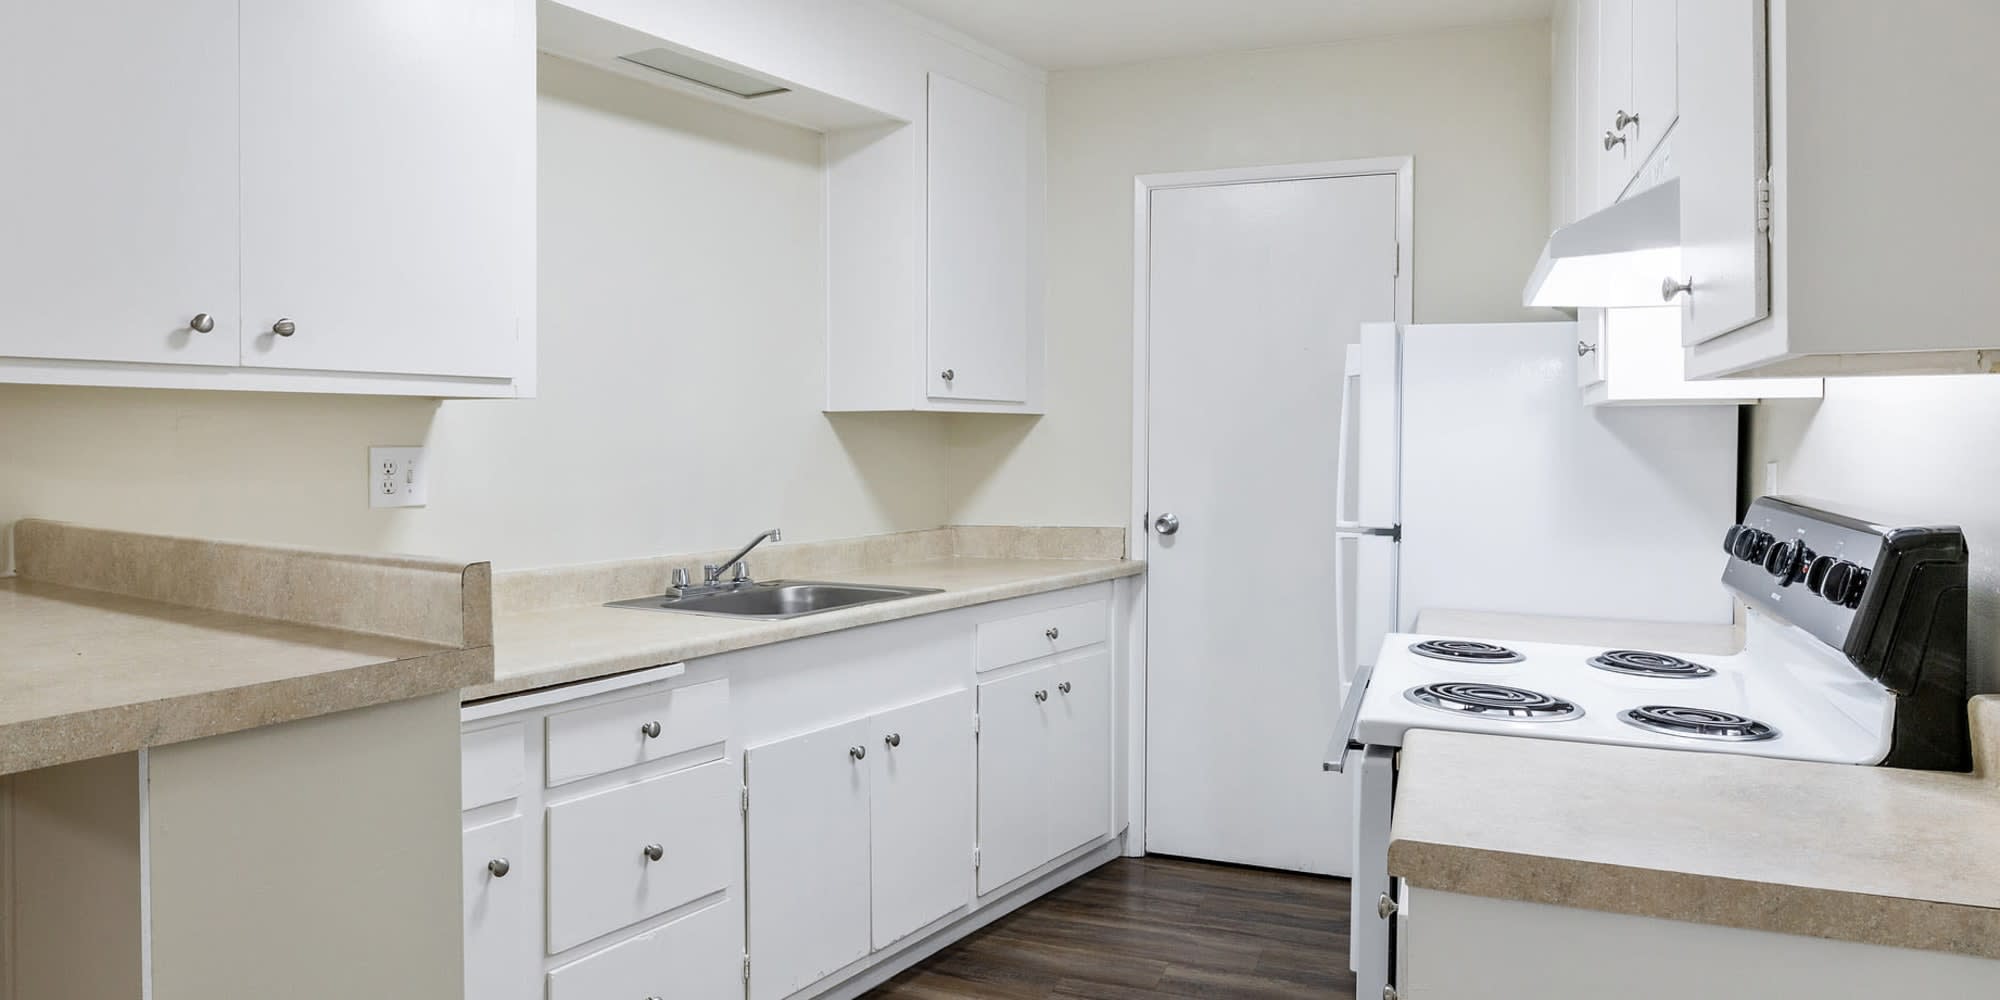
[1332,321,1737,694]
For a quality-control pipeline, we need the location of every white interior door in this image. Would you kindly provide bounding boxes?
[1144,172,1399,875]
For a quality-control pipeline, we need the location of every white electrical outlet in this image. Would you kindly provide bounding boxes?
[369,446,428,509]
[1765,460,1781,496]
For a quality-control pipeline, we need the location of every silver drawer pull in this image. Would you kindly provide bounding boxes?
[1045,626,1060,640]
[640,720,661,739]
[486,858,510,878]
[884,733,901,748]
[849,745,867,761]
[1058,681,1072,695]
[642,843,664,862]
[1034,689,1048,703]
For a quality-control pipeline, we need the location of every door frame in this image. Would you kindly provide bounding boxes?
[1125,157,1414,855]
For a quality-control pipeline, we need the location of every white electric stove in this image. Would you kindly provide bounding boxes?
[1329,496,1974,1000]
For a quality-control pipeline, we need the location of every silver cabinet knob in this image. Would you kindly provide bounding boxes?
[1384,988,1399,1000]
[189,313,215,334]
[849,745,866,760]
[884,733,901,748]
[640,720,661,739]
[1662,276,1694,302]
[1153,513,1180,536]
[271,318,297,337]
[1576,340,1597,357]
[1378,892,1398,919]
[939,368,955,383]
[1045,626,1060,641]
[1034,689,1048,703]
[487,858,510,878]
[642,843,664,862]
[1602,130,1627,151]
[1058,681,1072,695]
[1614,109,1639,130]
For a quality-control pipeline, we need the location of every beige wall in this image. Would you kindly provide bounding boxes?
[0,55,947,571]
[944,21,1555,526]
[1751,380,2000,696]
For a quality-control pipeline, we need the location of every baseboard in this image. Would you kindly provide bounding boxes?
[803,833,1128,1000]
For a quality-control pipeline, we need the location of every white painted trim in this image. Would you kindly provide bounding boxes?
[459,662,688,722]
[0,356,522,399]
[1129,157,1415,854]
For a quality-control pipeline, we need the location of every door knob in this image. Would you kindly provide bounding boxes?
[1153,513,1180,536]
[849,745,867,760]
[939,368,955,383]
[884,733,901,748]
[486,858,510,878]
[1034,689,1049,703]
[1602,130,1627,151]
[188,313,215,334]
[642,843,664,862]
[1576,340,1597,357]
[1058,681,1072,695]
[1662,276,1694,302]
[271,318,297,337]
[1613,109,1639,130]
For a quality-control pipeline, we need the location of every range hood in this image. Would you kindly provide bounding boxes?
[1523,179,1681,308]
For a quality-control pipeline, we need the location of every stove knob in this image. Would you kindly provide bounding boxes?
[1822,561,1870,607]
[1731,528,1762,561]
[1722,524,1746,555]
[1805,554,1839,595]
[1764,540,1812,586]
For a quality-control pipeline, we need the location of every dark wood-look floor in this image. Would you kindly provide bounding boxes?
[864,856,1356,999]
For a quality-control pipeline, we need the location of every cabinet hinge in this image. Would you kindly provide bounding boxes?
[743,954,751,983]
[974,846,981,870]
[740,785,749,816]
[1393,240,1401,278]
[1756,170,1773,239]
[973,713,981,738]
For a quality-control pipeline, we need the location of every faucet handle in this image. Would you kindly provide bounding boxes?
[702,563,723,584]
[733,561,752,583]
[671,567,691,591]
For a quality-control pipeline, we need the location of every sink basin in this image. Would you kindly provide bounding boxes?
[606,580,942,620]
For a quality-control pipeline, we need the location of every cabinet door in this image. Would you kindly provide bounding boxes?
[976,665,1053,894]
[746,718,873,1000]
[0,1,240,367]
[464,815,535,1000]
[926,73,1029,404]
[238,0,525,377]
[1629,0,1678,161]
[1676,0,1769,345]
[1572,0,1604,215]
[1046,648,1113,857]
[1575,309,1607,388]
[1595,0,1636,201]
[869,690,975,949]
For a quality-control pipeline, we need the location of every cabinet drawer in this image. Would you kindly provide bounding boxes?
[462,723,525,811]
[977,599,1107,672]
[546,898,742,1000]
[546,759,737,953]
[546,678,728,786]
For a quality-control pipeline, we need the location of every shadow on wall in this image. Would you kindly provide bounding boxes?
[0,384,441,569]
[939,413,1042,521]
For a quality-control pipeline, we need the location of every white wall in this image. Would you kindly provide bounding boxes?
[0,55,947,570]
[944,21,1556,527]
[1751,380,2000,696]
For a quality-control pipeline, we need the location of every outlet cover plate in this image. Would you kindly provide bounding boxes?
[369,446,428,509]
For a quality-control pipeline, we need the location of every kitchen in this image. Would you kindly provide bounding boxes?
[2,0,1997,998]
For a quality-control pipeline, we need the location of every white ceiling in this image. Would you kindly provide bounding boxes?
[890,0,1553,70]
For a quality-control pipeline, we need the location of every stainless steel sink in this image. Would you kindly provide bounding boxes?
[606,580,942,620]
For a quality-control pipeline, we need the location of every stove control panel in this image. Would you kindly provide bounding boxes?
[1723,500,1884,652]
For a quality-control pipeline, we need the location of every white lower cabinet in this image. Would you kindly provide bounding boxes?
[977,648,1114,895]
[546,899,743,1000]
[745,689,975,1000]
[546,759,738,952]
[462,815,535,1000]
[461,581,1126,1000]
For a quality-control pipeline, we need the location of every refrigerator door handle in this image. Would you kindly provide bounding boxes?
[1334,345,1363,531]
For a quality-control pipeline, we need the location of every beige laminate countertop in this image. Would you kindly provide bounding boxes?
[1388,700,2000,959]
[473,557,1144,702]
[0,578,489,776]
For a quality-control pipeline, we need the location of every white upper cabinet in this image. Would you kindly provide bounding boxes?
[0,0,534,396]
[1564,0,1679,216]
[1593,0,1635,202]
[0,1,241,368]
[239,0,527,380]
[1680,0,2000,378]
[1628,0,1679,167]
[925,73,1031,406]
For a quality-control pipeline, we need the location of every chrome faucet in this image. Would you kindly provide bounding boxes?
[704,528,782,586]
